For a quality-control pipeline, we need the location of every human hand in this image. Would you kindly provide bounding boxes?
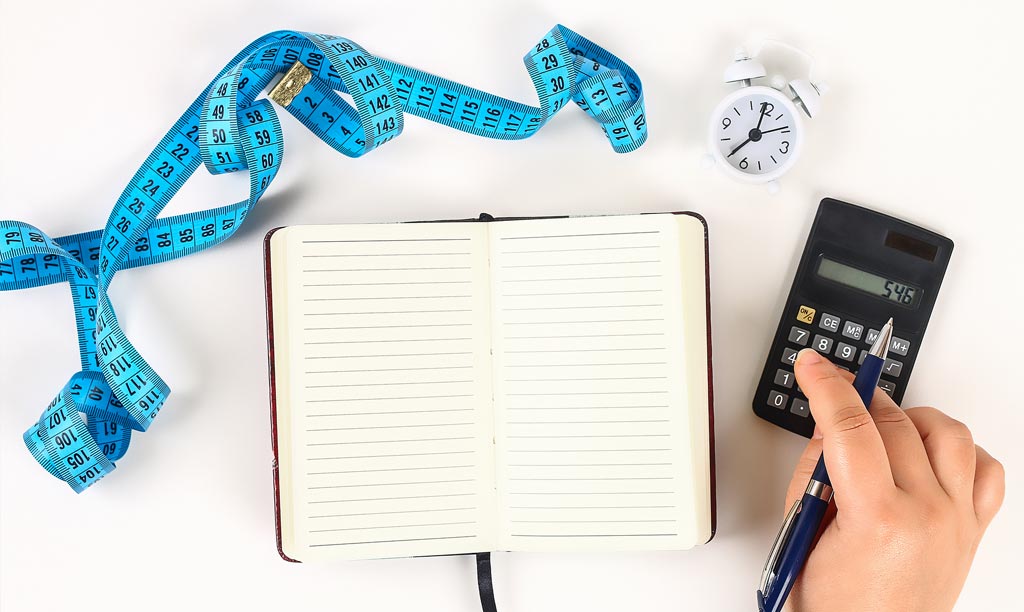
[784,348,1005,612]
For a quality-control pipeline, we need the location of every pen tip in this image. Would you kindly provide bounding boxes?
[885,317,894,327]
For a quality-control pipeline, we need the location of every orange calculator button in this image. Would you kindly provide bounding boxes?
[796,305,816,324]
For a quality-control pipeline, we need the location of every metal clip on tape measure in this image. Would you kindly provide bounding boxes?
[0,25,647,492]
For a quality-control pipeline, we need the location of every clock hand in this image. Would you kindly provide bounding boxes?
[755,102,768,131]
[728,120,788,159]
[728,137,752,158]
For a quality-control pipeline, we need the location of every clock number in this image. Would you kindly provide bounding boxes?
[739,157,749,170]
[779,141,790,154]
[721,117,731,130]
[764,102,775,116]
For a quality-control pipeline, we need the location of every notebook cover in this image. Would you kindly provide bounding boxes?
[678,211,717,543]
[264,212,717,562]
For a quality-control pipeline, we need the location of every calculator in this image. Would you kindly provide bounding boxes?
[753,198,954,437]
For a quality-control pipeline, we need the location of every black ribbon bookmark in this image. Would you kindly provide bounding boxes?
[476,552,498,612]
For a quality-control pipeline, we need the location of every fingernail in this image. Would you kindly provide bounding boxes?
[812,425,823,439]
[797,348,823,365]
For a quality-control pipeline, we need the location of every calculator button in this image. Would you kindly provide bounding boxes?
[883,358,904,377]
[819,313,841,333]
[889,337,912,356]
[788,326,810,346]
[768,391,789,409]
[774,369,795,388]
[796,305,816,324]
[790,398,810,418]
[865,328,880,345]
[782,348,799,366]
[812,334,834,354]
[835,342,857,362]
[878,380,897,396]
[841,321,864,340]
[858,350,867,365]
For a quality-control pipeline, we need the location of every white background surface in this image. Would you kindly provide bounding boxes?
[1,0,1021,610]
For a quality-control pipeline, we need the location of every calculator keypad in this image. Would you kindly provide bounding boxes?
[865,330,912,357]
[890,337,911,356]
[774,369,795,388]
[835,342,857,362]
[788,326,810,346]
[765,304,911,421]
[841,321,864,340]
[768,390,789,409]
[883,359,904,377]
[819,313,841,333]
[812,334,834,354]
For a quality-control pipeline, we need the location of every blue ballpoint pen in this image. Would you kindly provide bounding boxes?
[757,317,894,612]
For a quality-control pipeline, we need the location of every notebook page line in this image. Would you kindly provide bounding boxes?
[488,215,694,550]
[285,224,498,559]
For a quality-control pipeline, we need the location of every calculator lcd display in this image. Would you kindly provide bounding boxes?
[816,256,920,307]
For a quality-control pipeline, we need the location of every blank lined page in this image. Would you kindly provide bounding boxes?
[488,214,702,552]
[276,223,497,561]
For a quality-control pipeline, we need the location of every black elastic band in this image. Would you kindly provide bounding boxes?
[476,552,498,612]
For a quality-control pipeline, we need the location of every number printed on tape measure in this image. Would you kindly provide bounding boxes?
[0,25,646,492]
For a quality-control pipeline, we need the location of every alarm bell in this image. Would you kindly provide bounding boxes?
[723,48,767,85]
[789,78,825,119]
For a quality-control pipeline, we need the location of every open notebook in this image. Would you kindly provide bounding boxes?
[265,213,715,562]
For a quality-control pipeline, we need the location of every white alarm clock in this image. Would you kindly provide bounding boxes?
[707,43,825,192]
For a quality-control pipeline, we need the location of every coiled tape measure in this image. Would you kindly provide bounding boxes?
[0,25,647,492]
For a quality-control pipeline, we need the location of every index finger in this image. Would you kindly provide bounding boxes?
[794,349,896,509]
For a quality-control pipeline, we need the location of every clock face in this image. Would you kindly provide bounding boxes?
[711,87,803,181]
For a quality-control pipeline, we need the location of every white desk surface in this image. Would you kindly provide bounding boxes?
[1,1,1021,610]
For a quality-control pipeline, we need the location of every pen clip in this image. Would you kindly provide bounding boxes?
[759,498,802,596]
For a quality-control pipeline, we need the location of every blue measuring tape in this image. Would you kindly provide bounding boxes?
[0,25,646,492]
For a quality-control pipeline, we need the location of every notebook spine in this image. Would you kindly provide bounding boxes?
[264,227,301,563]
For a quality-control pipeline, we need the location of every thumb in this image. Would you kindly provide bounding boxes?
[794,349,895,508]
[784,428,823,513]
[785,369,855,512]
